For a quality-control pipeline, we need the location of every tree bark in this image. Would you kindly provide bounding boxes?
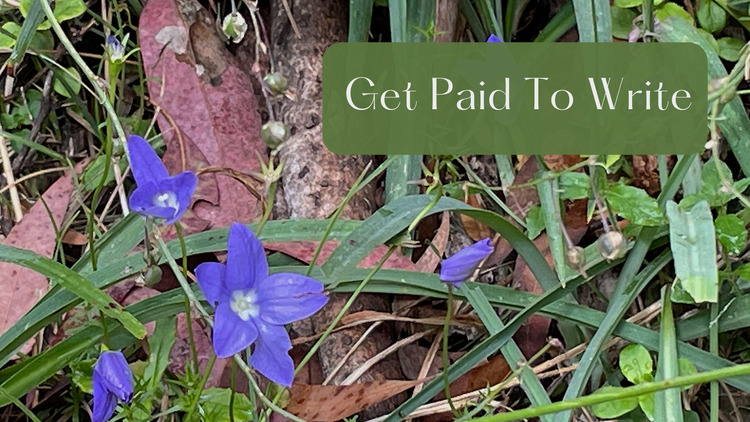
[270,0,405,417]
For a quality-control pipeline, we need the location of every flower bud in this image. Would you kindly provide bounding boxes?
[222,12,248,43]
[596,231,627,261]
[143,266,163,286]
[264,72,288,95]
[565,246,586,272]
[105,34,127,64]
[261,121,290,149]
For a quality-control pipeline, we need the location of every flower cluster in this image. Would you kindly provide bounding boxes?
[92,351,133,422]
[439,238,494,288]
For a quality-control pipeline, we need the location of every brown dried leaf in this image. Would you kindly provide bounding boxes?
[415,211,450,273]
[285,380,423,422]
[139,0,265,233]
[0,167,78,353]
[61,229,88,246]
[543,155,582,171]
[460,193,493,241]
[632,155,663,196]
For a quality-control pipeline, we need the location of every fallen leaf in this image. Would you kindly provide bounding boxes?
[61,228,88,246]
[632,155,663,196]
[285,380,424,421]
[460,193,493,241]
[415,211,450,273]
[0,165,80,354]
[139,0,265,233]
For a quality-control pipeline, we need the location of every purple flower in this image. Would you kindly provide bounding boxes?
[92,351,134,422]
[126,135,197,225]
[195,223,328,386]
[439,238,494,288]
[487,34,504,42]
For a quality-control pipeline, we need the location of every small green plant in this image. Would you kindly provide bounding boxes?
[591,343,698,421]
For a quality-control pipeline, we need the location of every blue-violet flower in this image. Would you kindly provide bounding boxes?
[487,34,504,42]
[195,223,328,386]
[439,238,494,288]
[92,351,134,422]
[105,35,125,63]
[126,135,197,225]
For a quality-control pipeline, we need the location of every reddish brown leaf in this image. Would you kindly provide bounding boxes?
[61,229,88,246]
[415,211,450,273]
[139,0,265,233]
[264,241,417,271]
[285,380,423,422]
[460,193,493,241]
[0,166,80,353]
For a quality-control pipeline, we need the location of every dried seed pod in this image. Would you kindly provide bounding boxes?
[565,245,586,272]
[264,72,288,96]
[261,121,290,149]
[596,231,627,261]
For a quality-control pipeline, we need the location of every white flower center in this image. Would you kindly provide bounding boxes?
[230,289,259,321]
[152,191,179,211]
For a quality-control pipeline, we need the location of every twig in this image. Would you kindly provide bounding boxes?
[0,126,23,222]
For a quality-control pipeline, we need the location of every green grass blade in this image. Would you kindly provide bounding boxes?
[8,0,46,66]
[494,155,515,187]
[0,245,146,340]
[655,286,684,422]
[534,1,575,42]
[385,155,422,204]
[572,0,612,42]
[464,286,554,422]
[460,0,487,41]
[388,0,407,42]
[406,1,435,41]
[349,0,375,42]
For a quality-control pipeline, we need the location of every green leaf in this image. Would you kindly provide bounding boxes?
[717,37,745,61]
[697,0,727,32]
[620,344,654,384]
[526,205,545,240]
[348,0,374,42]
[614,0,642,8]
[143,316,177,390]
[655,286,684,422]
[0,23,53,51]
[715,214,746,255]
[0,244,147,339]
[638,393,655,421]
[20,0,86,29]
[53,67,81,98]
[559,172,589,200]
[696,28,721,54]
[655,2,694,23]
[678,358,697,390]
[681,159,750,208]
[670,280,697,304]
[591,386,639,418]
[193,388,254,422]
[737,263,750,281]
[611,5,636,39]
[605,185,665,226]
[70,358,96,394]
[667,200,718,303]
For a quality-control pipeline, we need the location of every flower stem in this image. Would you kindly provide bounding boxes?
[443,285,459,416]
[254,179,276,236]
[175,222,200,372]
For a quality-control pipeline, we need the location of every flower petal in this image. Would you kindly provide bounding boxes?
[129,184,177,220]
[250,322,294,387]
[93,351,134,402]
[487,34,504,42]
[226,223,268,292]
[126,135,168,187]
[439,238,494,288]
[257,273,328,325]
[92,372,118,422]
[162,171,197,224]
[195,262,228,306]
[212,302,258,358]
